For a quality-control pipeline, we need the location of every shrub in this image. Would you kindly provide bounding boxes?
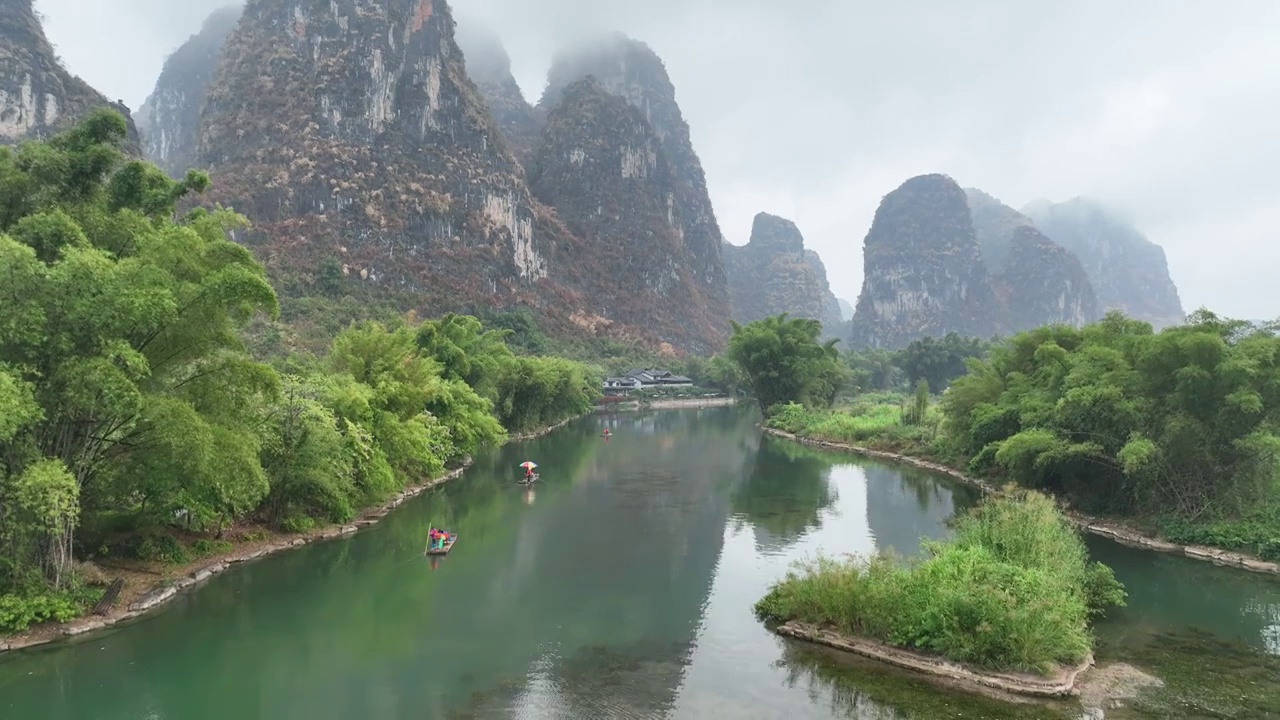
[190,539,233,558]
[132,533,189,565]
[0,593,81,633]
[754,490,1125,674]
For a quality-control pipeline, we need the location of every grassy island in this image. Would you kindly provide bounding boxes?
[755,489,1126,675]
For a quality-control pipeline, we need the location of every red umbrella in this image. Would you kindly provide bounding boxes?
[519,461,538,470]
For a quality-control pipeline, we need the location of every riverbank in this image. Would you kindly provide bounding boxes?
[761,427,1280,576]
[0,414,586,655]
[776,621,1094,699]
[598,396,737,411]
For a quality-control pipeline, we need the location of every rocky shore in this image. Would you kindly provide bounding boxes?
[776,621,1093,698]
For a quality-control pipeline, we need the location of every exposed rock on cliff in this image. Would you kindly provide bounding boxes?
[137,5,241,178]
[0,0,140,151]
[966,188,1099,331]
[849,174,998,349]
[197,0,567,321]
[540,33,729,320]
[723,213,842,329]
[528,76,726,353]
[999,225,1099,331]
[1023,198,1184,329]
[454,23,539,170]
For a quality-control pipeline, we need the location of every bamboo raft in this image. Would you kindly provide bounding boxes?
[426,535,457,556]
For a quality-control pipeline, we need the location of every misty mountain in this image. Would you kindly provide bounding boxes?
[0,0,140,152]
[722,213,842,329]
[849,174,998,349]
[966,188,1100,332]
[136,5,241,178]
[454,22,540,170]
[1023,198,1185,330]
[540,33,729,321]
[528,77,728,353]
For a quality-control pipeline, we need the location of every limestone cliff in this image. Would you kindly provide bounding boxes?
[453,23,539,170]
[1023,198,1184,329]
[966,188,1100,331]
[723,213,842,329]
[198,0,567,322]
[528,77,726,353]
[849,174,998,349]
[137,6,241,178]
[540,34,729,321]
[0,0,140,151]
[836,297,854,321]
[999,225,1099,331]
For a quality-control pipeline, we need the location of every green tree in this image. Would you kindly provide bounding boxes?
[726,314,850,410]
[0,109,279,594]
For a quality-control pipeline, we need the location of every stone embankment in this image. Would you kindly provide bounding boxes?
[776,621,1093,698]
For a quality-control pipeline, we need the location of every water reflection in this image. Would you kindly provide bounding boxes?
[863,465,979,557]
[730,437,838,552]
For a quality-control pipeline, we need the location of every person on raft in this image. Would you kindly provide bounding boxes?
[524,465,535,480]
[428,527,448,549]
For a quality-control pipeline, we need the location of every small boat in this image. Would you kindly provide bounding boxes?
[517,473,540,485]
[426,533,457,556]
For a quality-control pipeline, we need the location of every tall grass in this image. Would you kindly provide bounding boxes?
[765,395,941,451]
[754,489,1126,674]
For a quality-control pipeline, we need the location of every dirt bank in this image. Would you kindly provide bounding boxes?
[777,621,1093,698]
[761,427,1280,576]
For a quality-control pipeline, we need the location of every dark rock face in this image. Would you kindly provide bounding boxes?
[999,225,1099,331]
[454,23,539,170]
[540,34,729,321]
[0,0,140,151]
[849,174,998,349]
[137,5,241,178]
[967,188,1100,331]
[723,213,842,329]
[198,0,568,318]
[528,77,726,353]
[1023,198,1184,329]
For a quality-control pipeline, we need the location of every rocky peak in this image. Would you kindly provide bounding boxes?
[1022,198,1184,329]
[849,173,998,349]
[999,225,1099,331]
[454,22,539,169]
[540,33,728,311]
[723,213,842,329]
[0,0,140,151]
[197,0,563,316]
[966,188,1100,332]
[528,75,727,352]
[137,5,241,178]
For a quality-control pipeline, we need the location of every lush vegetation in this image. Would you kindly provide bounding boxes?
[764,310,1280,561]
[0,112,600,631]
[725,314,850,409]
[755,489,1126,674]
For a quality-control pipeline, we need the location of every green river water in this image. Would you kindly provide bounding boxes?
[1,407,1278,719]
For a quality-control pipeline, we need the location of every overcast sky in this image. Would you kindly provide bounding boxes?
[36,0,1280,320]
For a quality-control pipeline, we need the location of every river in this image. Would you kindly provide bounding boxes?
[1,407,1278,719]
